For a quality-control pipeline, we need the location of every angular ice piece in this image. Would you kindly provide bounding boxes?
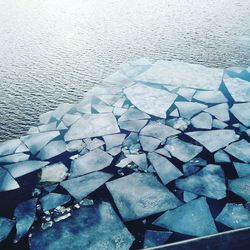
[135,61,223,90]
[108,146,122,156]
[97,94,122,106]
[175,102,208,120]
[64,113,120,141]
[37,141,67,160]
[106,173,182,221]
[166,138,203,162]
[103,134,126,150]
[216,203,250,229]
[29,202,134,250]
[225,139,250,163]
[38,122,57,133]
[119,120,148,132]
[176,164,226,200]
[85,138,104,151]
[139,136,161,152]
[148,152,183,184]
[61,172,113,201]
[212,119,228,129]
[123,132,139,148]
[70,148,113,178]
[14,198,37,242]
[113,107,127,117]
[153,197,217,236]
[182,163,201,176]
[0,139,21,157]
[214,150,231,163]
[155,148,171,158]
[57,121,67,130]
[166,117,190,131]
[66,140,86,152]
[224,77,250,102]
[143,230,172,248]
[177,88,196,101]
[183,191,198,202]
[52,103,75,121]
[128,153,148,172]
[224,66,250,81]
[0,217,15,242]
[39,111,54,125]
[140,122,180,141]
[205,103,229,122]
[191,112,212,129]
[92,104,113,113]
[193,90,227,103]
[62,113,81,127]
[118,107,150,122]
[0,168,19,192]
[40,163,68,183]
[233,162,250,177]
[228,176,250,201]
[230,103,250,127]
[112,96,126,108]
[0,153,29,163]
[21,131,60,155]
[186,130,239,153]
[124,83,177,118]
[169,108,179,117]
[15,143,29,153]
[116,157,132,168]
[40,193,71,211]
[4,160,49,178]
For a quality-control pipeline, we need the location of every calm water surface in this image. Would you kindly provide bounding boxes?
[0,0,250,142]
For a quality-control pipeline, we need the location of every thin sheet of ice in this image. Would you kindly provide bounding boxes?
[214,150,231,163]
[139,136,161,152]
[64,113,120,141]
[62,113,81,127]
[103,134,126,150]
[124,83,177,118]
[233,162,250,177]
[183,191,198,203]
[52,103,75,121]
[38,122,57,133]
[205,103,229,122]
[119,120,148,132]
[230,103,250,127]
[37,141,67,160]
[118,107,150,121]
[0,153,29,163]
[153,197,218,237]
[40,163,68,183]
[0,217,15,242]
[212,119,228,129]
[193,90,227,103]
[128,153,148,172]
[0,168,19,192]
[186,130,239,153]
[0,139,22,157]
[40,193,71,211]
[176,164,226,200]
[228,176,250,201]
[135,61,223,90]
[191,112,212,129]
[92,104,113,113]
[177,88,196,101]
[106,172,182,221]
[143,230,172,248]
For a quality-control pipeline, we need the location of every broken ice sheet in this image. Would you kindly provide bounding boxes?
[118,107,150,121]
[205,103,229,122]
[51,103,75,121]
[0,168,19,192]
[70,148,113,178]
[233,162,250,177]
[183,191,198,203]
[85,138,104,151]
[212,119,228,129]
[0,153,29,164]
[0,217,15,242]
[60,171,113,201]
[64,113,120,141]
[29,202,134,250]
[92,103,113,113]
[186,129,239,153]
[177,87,196,101]
[176,164,226,200]
[214,150,231,163]
[230,103,250,127]
[153,197,217,237]
[40,163,68,183]
[40,193,71,211]
[118,119,148,132]
[103,134,126,150]
[0,139,22,157]
[62,113,81,127]
[165,137,203,162]
[124,83,177,118]
[66,140,86,153]
[143,230,172,248]
[128,153,148,172]
[139,136,161,152]
[106,172,182,221]
[191,112,212,129]
[193,90,227,104]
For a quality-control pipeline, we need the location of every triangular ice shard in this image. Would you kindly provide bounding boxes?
[228,176,250,201]
[0,139,22,157]
[177,88,196,101]
[191,112,212,129]
[40,193,71,211]
[0,217,15,242]
[205,103,229,122]
[103,134,126,151]
[143,230,172,248]
[230,103,250,127]
[37,141,67,160]
[193,90,227,104]
[0,168,19,192]
[118,107,150,121]
[233,162,250,177]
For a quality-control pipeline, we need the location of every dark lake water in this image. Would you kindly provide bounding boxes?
[0,0,250,142]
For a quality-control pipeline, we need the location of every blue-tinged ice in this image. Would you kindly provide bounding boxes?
[183,191,198,202]
[66,140,86,153]
[182,158,205,176]
[230,103,250,127]
[118,119,148,132]
[0,139,22,157]
[21,131,60,155]
[97,94,123,106]
[38,122,57,133]
[143,230,172,248]
[134,61,223,90]
[116,157,132,168]
[128,153,148,172]
[29,202,134,250]
[155,147,171,158]
[56,121,67,130]
[177,88,196,101]
[166,117,190,131]
[205,103,229,122]
[139,136,161,152]
[186,130,239,152]
[228,176,250,201]
[15,143,29,153]
[62,113,81,127]
[224,66,250,81]
[113,107,127,117]
[176,164,226,200]
[40,163,68,183]
[0,168,19,192]
[165,138,203,162]
[175,102,208,120]
[0,153,29,163]
[124,83,177,118]
[225,139,250,163]
[103,71,134,86]
[153,197,218,237]
[14,198,37,242]
[118,107,150,122]
[51,103,75,121]
[216,203,250,229]
[85,138,104,151]
[214,150,231,163]
[70,148,113,178]
[193,90,227,103]
[233,162,250,177]
[169,108,179,117]
[37,141,67,160]
[103,134,126,151]
[92,103,113,113]
[0,217,15,242]
[64,113,120,141]
[148,152,183,185]
[123,132,139,148]
[40,193,71,211]
[106,172,182,221]
[212,119,228,129]
[61,171,113,201]
[191,112,212,129]
[39,111,54,125]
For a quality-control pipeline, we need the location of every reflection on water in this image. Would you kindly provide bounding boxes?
[0,0,250,142]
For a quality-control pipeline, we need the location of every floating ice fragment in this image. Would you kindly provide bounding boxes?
[0,139,22,157]
[230,103,250,127]
[40,163,68,183]
[228,176,250,201]
[85,138,105,151]
[169,109,179,117]
[103,71,134,86]
[92,104,113,113]
[66,140,86,152]
[233,162,250,177]
[118,107,150,121]
[39,111,54,125]
[0,153,29,163]
[119,119,148,132]
[40,193,71,211]
[186,130,239,152]
[153,197,218,237]
[205,103,229,122]
[128,153,148,172]
[103,134,126,151]
[37,141,67,160]
[52,103,75,121]
[139,136,161,152]
[38,122,57,133]
[176,164,226,200]
[0,168,19,192]
[143,230,172,248]
[106,172,182,221]
[15,143,29,153]
[177,88,196,101]
[116,157,132,168]
[0,217,15,242]
[212,119,228,129]
[123,132,139,148]
[113,107,127,116]
[57,121,67,130]
[166,117,190,131]
[193,90,227,103]
[155,148,171,158]
[191,112,212,129]
[183,191,198,203]
[62,113,81,127]
[214,150,231,163]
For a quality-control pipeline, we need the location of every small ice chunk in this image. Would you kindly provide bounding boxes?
[97,94,122,106]
[113,107,127,116]
[106,172,182,221]
[228,176,250,201]
[119,120,148,132]
[37,141,67,160]
[0,168,19,192]
[128,153,148,171]
[123,132,139,148]
[62,113,81,127]
[182,162,201,176]
[124,83,177,118]
[70,148,113,178]
[108,146,122,156]
[233,162,250,177]
[143,230,172,248]
[52,103,75,121]
[216,203,250,229]
[57,121,67,130]
[191,112,212,129]
[14,198,37,242]
[116,157,132,168]
[139,136,161,152]
[66,140,86,152]
[64,113,120,141]
[40,163,68,183]
[118,107,150,121]
[186,129,239,153]
[169,109,179,117]
[205,103,229,122]
[21,131,60,155]
[193,90,227,103]
[155,148,171,158]
[0,153,29,163]
[165,138,203,162]
[177,88,196,101]
[103,134,126,150]
[183,191,198,202]
[230,103,250,127]
[0,217,15,242]
[224,139,250,163]
[166,117,190,131]
[40,193,71,211]
[0,139,22,157]
[148,152,183,184]
[214,150,231,163]
[153,197,218,237]
[15,143,29,153]
[212,119,228,129]
[92,104,113,113]
[60,172,113,201]
[39,111,54,125]
[85,138,105,151]
[176,164,226,200]
[38,122,57,133]
[175,102,208,120]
